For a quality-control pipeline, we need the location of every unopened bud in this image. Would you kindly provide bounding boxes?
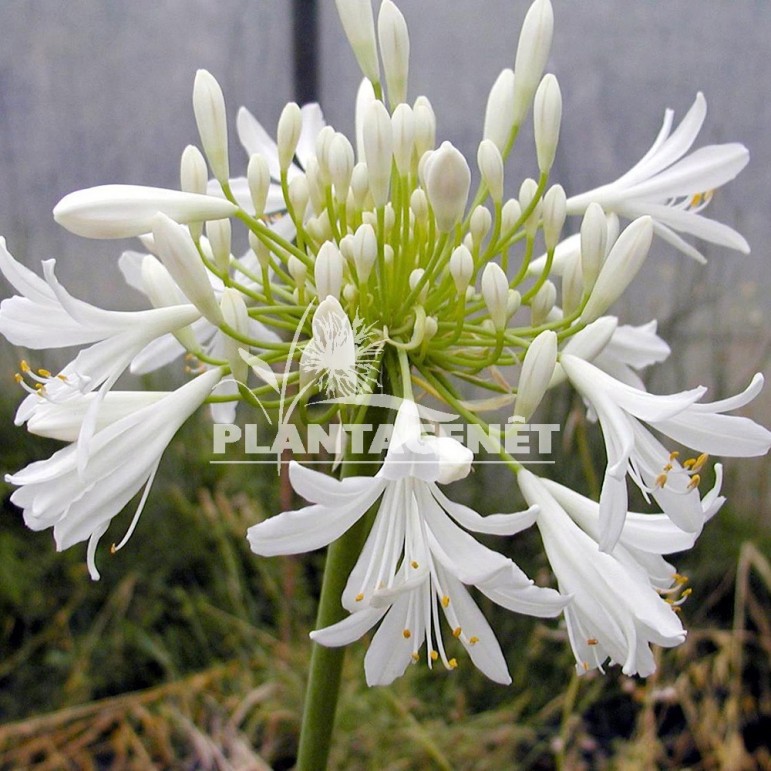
[514,329,557,420]
[410,188,429,225]
[315,241,344,300]
[409,268,428,303]
[477,139,505,203]
[507,289,522,317]
[247,154,271,218]
[530,279,556,326]
[449,245,474,292]
[378,0,410,106]
[350,162,371,210]
[248,232,271,270]
[580,216,653,324]
[580,202,608,289]
[470,206,493,247]
[180,145,208,195]
[483,69,516,152]
[315,125,335,186]
[533,73,561,173]
[206,218,231,275]
[512,0,554,125]
[519,178,541,239]
[53,185,236,240]
[277,102,303,172]
[288,174,310,220]
[481,262,509,330]
[220,288,250,383]
[305,157,326,215]
[193,69,229,184]
[141,255,198,351]
[392,103,415,175]
[353,222,378,283]
[561,252,583,316]
[329,133,355,203]
[152,213,222,325]
[542,184,566,251]
[413,96,436,158]
[425,141,471,233]
[288,255,307,287]
[335,0,381,84]
[362,100,393,208]
[501,198,523,234]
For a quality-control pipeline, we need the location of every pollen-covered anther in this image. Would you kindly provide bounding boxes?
[686,474,701,491]
[668,451,680,461]
[672,572,689,585]
[402,629,411,639]
[355,592,364,602]
[582,661,590,672]
[430,650,439,662]
[410,560,419,569]
[655,472,668,489]
[410,652,420,663]
[452,627,462,638]
[587,638,598,646]
[448,658,458,670]
[441,595,450,608]
[468,636,479,646]
[689,189,714,210]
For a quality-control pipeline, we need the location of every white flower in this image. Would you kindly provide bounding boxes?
[561,354,771,550]
[566,93,749,262]
[248,400,567,686]
[518,469,701,677]
[6,367,223,580]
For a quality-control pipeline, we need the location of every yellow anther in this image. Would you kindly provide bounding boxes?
[14,373,23,383]
[448,658,458,670]
[691,453,709,473]
[681,587,693,599]
[582,661,590,672]
[587,638,598,646]
[20,360,30,372]
[673,573,689,585]
[430,650,438,662]
[655,473,668,489]
[402,629,411,639]
[355,593,364,602]
[411,560,419,569]
[452,627,462,638]
[469,636,479,646]
[683,458,695,469]
[663,463,673,473]
[687,474,701,491]
[37,368,52,378]
[669,451,680,461]
[57,374,68,381]
[411,652,420,662]
[672,605,682,614]
[110,543,118,554]
[441,595,450,608]
[34,383,44,392]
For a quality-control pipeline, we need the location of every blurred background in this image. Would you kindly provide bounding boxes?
[0,1,769,768]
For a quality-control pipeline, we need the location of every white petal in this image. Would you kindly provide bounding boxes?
[310,606,386,648]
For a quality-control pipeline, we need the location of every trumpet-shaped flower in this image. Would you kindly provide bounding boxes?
[561,354,771,550]
[518,469,700,677]
[566,93,749,262]
[248,401,567,686]
[6,367,224,580]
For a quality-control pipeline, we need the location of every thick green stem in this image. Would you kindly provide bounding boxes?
[295,399,390,770]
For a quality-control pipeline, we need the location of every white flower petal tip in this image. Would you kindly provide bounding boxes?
[53,185,237,239]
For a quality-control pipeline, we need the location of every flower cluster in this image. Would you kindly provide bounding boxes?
[1,0,769,686]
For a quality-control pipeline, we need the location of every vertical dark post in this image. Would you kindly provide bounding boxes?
[292,0,319,104]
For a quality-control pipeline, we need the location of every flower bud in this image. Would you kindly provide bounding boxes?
[512,0,554,125]
[206,218,231,275]
[408,268,428,304]
[413,96,436,158]
[507,288,522,317]
[449,245,474,292]
[530,279,556,326]
[248,232,271,270]
[580,216,653,324]
[477,139,505,203]
[425,141,471,233]
[410,188,429,226]
[247,154,271,217]
[519,177,541,239]
[514,329,557,420]
[335,0,381,84]
[288,174,310,220]
[541,184,566,251]
[533,73,562,173]
[501,198,523,234]
[561,252,583,316]
[392,103,415,175]
[350,162,371,210]
[378,0,410,106]
[180,145,208,195]
[314,125,335,186]
[288,255,307,288]
[481,262,509,330]
[220,288,250,383]
[53,185,237,240]
[151,213,222,325]
[277,102,303,172]
[483,69,516,152]
[329,133,355,203]
[353,222,378,283]
[305,157,326,215]
[193,70,229,184]
[315,241,344,300]
[362,100,393,208]
[470,206,493,247]
[580,202,607,289]
[548,315,618,388]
